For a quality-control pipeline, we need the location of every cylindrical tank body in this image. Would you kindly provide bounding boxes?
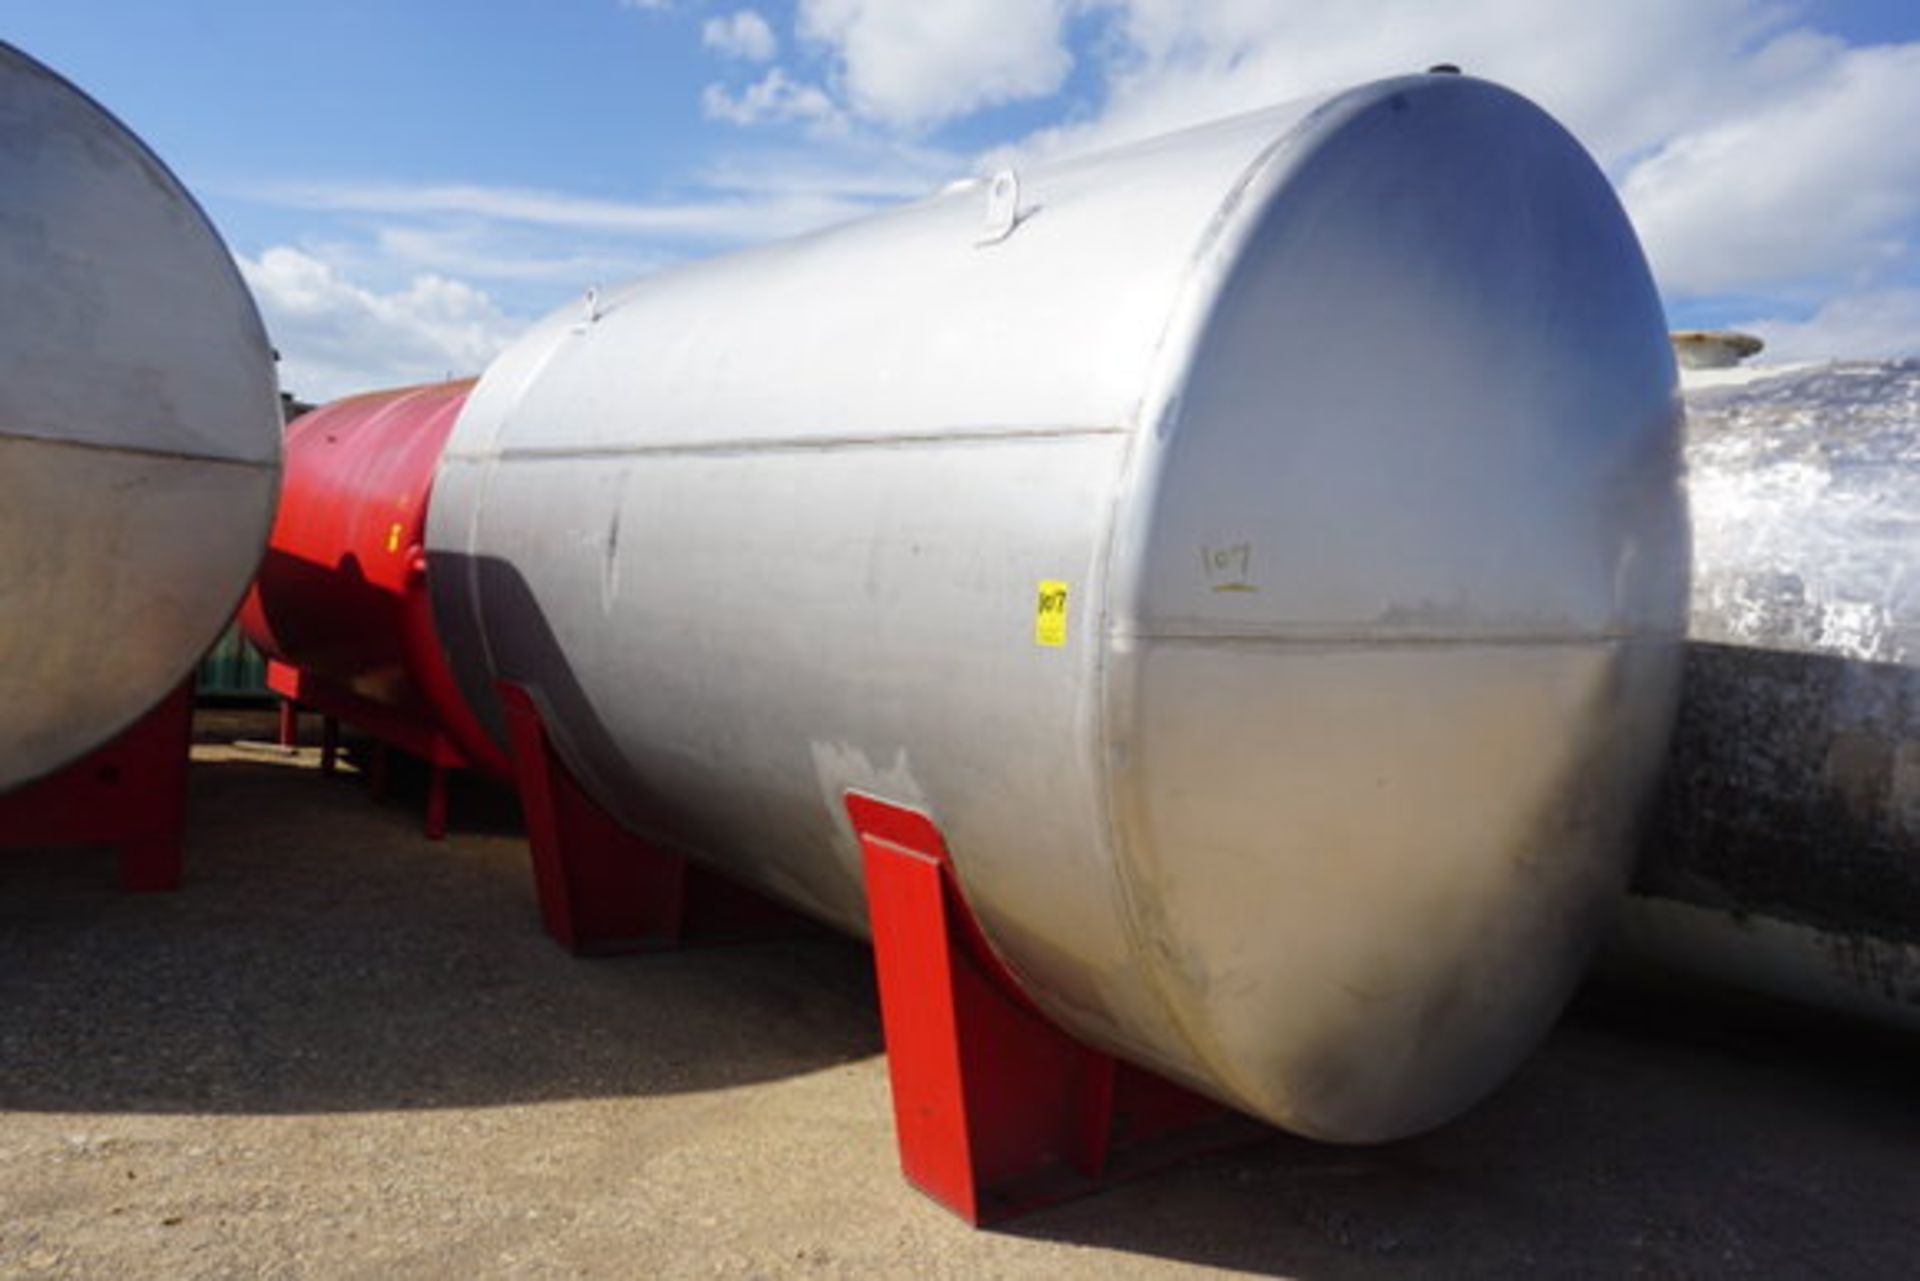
[239,380,509,777]
[428,75,1688,1142]
[0,43,281,790]
[1615,357,1920,1028]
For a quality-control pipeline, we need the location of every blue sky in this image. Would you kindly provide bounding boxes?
[7,1,1919,398]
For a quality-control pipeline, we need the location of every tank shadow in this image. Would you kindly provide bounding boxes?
[1004,986,1920,1276]
[0,718,882,1116]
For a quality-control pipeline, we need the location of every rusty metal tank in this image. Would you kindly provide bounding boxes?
[0,43,281,790]
[1614,352,1920,1028]
[238,380,510,780]
[426,74,1689,1142]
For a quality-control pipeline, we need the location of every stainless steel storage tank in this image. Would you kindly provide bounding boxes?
[428,73,1689,1142]
[0,44,281,790]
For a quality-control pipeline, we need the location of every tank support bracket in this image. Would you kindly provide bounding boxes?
[269,661,463,840]
[0,680,195,891]
[496,680,805,955]
[845,791,1261,1225]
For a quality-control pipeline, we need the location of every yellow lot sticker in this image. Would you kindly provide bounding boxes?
[1034,580,1069,647]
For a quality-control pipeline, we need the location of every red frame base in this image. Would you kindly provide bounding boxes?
[0,681,195,891]
[845,791,1263,1225]
[269,660,464,840]
[495,681,806,955]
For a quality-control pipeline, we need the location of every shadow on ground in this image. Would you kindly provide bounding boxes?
[0,710,881,1114]
[1006,990,1920,1275]
[1001,982,1920,1277]
[4,710,1917,1276]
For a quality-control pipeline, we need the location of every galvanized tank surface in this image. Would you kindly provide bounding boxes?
[428,74,1688,1142]
[0,44,281,790]
[1615,357,1920,1028]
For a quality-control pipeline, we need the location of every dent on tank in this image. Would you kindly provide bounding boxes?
[1611,334,1920,1029]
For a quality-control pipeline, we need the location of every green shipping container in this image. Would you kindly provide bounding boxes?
[196,622,271,700]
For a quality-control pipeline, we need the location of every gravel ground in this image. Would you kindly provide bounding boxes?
[1,707,1915,1279]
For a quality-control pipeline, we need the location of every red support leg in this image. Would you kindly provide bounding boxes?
[424,760,449,842]
[0,681,195,892]
[276,698,299,748]
[269,660,491,837]
[844,791,1257,1225]
[495,680,802,954]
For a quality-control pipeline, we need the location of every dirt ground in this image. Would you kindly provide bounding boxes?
[1,707,1915,1279]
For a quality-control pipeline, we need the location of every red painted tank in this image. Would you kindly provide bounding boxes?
[239,381,511,816]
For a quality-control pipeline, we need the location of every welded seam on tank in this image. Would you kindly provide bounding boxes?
[439,423,1129,463]
[1111,629,1682,649]
[0,430,281,468]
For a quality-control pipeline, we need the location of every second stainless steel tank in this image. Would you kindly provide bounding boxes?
[428,74,1689,1142]
[0,44,281,789]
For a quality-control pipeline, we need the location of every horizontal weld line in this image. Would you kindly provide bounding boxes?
[1110,630,1679,649]
[1,430,280,469]
[442,424,1128,462]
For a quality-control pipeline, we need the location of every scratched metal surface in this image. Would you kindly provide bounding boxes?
[1615,360,1920,1028]
[428,75,1686,1142]
[0,44,281,791]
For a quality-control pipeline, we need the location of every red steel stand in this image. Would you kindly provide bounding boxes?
[267,660,461,840]
[495,681,803,955]
[845,791,1260,1225]
[0,681,195,891]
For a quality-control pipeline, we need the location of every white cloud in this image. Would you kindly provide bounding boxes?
[703,9,778,62]
[702,67,845,131]
[370,224,672,287]
[1740,288,1920,361]
[225,144,964,398]
[238,246,525,402]
[694,145,961,202]
[954,1,1920,334]
[247,176,870,245]
[1621,41,1920,297]
[237,3,1920,391]
[1002,1,1807,166]
[797,0,1079,128]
